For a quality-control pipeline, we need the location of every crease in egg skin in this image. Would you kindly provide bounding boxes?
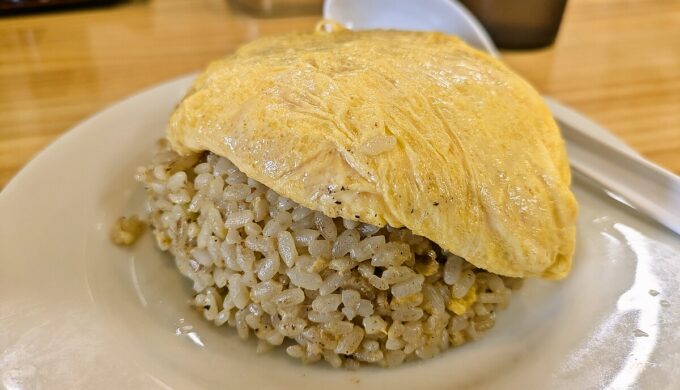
[167,29,578,279]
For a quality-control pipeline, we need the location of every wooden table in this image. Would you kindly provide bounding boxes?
[1,0,678,188]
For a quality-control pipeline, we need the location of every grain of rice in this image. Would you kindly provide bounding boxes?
[256,255,280,281]
[274,288,305,308]
[392,307,424,322]
[318,272,346,296]
[308,309,344,324]
[332,229,360,258]
[363,315,387,335]
[276,231,298,267]
[385,350,406,366]
[385,338,404,351]
[308,240,331,259]
[356,299,374,317]
[250,280,283,301]
[350,235,385,262]
[286,345,305,359]
[312,294,342,313]
[324,320,354,335]
[391,274,425,298]
[381,266,415,284]
[294,229,320,247]
[451,269,476,299]
[323,349,343,368]
[341,306,357,321]
[244,222,262,236]
[287,267,323,290]
[315,213,338,240]
[278,316,307,337]
[335,326,364,355]
[226,210,255,229]
[367,275,389,291]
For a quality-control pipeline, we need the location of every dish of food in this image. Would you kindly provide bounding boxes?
[1,33,678,390]
[110,28,577,368]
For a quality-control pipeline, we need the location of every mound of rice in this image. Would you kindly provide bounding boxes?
[134,140,522,368]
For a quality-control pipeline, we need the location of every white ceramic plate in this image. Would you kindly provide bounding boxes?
[1,75,679,390]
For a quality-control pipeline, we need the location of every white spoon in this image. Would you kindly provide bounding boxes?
[324,0,680,235]
[323,0,498,56]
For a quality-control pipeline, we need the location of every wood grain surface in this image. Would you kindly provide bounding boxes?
[1,0,678,189]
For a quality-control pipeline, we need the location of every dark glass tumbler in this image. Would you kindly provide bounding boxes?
[460,0,568,49]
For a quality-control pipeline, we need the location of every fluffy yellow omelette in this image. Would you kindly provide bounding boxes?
[167,29,578,280]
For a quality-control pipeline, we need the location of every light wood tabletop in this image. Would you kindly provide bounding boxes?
[1,0,678,189]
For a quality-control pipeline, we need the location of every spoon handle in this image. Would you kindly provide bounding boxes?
[548,98,680,236]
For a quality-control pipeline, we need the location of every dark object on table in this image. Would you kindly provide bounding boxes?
[0,0,124,15]
[461,0,568,49]
[228,0,322,17]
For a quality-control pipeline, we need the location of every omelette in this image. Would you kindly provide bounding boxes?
[167,29,578,279]
[123,26,579,368]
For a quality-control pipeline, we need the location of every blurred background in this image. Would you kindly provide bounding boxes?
[0,0,679,188]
